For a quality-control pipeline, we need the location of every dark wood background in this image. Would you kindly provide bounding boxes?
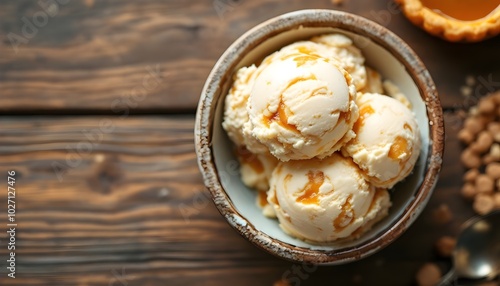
[0,0,499,285]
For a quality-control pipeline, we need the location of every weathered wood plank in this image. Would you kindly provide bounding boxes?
[0,116,291,285]
[0,114,478,285]
[1,0,498,113]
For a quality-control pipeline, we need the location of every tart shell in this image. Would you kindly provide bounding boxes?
[396,0,500,42]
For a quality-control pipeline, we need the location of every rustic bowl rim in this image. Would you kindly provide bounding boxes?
[195,9,444,264]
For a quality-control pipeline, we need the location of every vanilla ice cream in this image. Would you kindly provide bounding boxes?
[236,148,278,192]
[359,67,384,94]
[221,33,420,243]
[224,33,367,158]
[222,65,269,154]
[236,148,279,218]
[383,80,412,109]
[267,153,391,242]
[310,34,367,90]
[247,53,358,161]
[342,93,421,189]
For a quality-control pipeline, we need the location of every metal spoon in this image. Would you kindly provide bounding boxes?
[439,210,500,285]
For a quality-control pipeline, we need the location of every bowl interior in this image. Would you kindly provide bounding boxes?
[212,26,430,251]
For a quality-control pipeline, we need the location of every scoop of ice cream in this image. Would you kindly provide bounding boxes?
[247,53,358,161]
[342,93,421,189]
[236,148,279,218]
[272,36,367,91]
[267,153,390,242]
[310,34,367,90]
[383,80,412,109]
[359,66,384,94]
[222,65,256,146]
[236,147,278,192]
[257,190,277,218]
[222,65,269,154]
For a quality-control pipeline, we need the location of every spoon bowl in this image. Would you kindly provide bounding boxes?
[440,211,500,285]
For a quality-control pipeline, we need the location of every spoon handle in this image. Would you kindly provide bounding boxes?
[438,268,457,286]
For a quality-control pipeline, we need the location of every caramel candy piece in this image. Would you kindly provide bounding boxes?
[472,131,493,154]
[435,236,457,257]
[458,129,474,144]
[433,204,453,224]
[464,117,484,135]
[460,148,482,169]
[473,194,495,215]
[493,193,500,208]
[475,174,495,193]
[461,183,477,200]
[486,162,500,180]
[416,263,441,286]
[464,168,480,182]
[478,96,496,115]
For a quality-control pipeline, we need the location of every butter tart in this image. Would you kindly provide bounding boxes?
[397,0,500,42]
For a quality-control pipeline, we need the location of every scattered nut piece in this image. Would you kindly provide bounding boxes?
[478,97,496,114]
[490,144,500,160]
[464,117,485,135]
[487,122,500,134]
[461,183,476,199]
[458,129,474,144]
[460,149,482,169]
[465,75,476,86]
[473,194,495,215]
[433,204,453,224]
[435,236,456,257]
[494,132,500,143]
[486,163,500,180]
[460,91,500,215]
[494,193,500,208]
[476,175,494,193]
[483,154,496,165]
[464,169,479,182]
[416,263,441,286]
[493,91,500,102]
[469,106,479,116]
[460,86,473,97]
[473,131,494,153]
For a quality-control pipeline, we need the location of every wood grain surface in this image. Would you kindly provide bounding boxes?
[0,0,499,285]
[1,0,499,113]
[0,115,483,286]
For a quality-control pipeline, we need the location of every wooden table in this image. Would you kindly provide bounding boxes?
[1,0,499,285]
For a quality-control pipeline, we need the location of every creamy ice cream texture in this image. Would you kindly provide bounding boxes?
[248,52,358,161]
[268,153,391,242]
[222,65,269,154]
[343,93,421,189]
[223,33,368,157]
[310,34,367,91]
[236,147,278,192]
[221,33,421,243]
[235,148,279,218]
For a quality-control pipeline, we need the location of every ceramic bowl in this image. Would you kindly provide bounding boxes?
[195,9,444,264]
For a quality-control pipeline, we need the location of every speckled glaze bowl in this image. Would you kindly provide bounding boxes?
[195,9,444,264]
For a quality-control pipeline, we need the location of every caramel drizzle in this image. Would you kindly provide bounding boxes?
[263,76,317,132]
[388,136,409,160]
[352,104,375,134]
[296,171,325,205]
[258,191,268,207]
[236,147,264,174]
